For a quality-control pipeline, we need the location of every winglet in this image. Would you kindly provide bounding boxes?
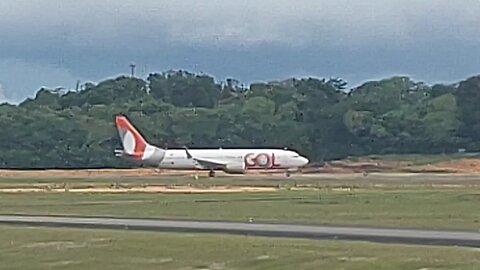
[183,146,193,159]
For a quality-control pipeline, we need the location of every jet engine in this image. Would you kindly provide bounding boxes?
[223,162,247,174]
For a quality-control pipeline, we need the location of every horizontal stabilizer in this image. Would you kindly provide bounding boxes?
[114,149,125,157]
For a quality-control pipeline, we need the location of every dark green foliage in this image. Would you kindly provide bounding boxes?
[0,70,478,168]
[455,75,480,149]
[148,71,220,108]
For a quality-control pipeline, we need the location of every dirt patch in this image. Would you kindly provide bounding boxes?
[398,159,480,174]
[46,261,81,267]
[0,169,204,178]
[23,241,86,249]
[0,185,277,194]
[429,159,480,173]
[302,160,410,174]
[304,158,480,174]
[0,168,279,178]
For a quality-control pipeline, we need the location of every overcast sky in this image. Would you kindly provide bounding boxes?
[1,0,480,103]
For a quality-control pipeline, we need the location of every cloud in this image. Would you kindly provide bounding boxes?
[2,0,480,49]
[0,83,6,103]
[1,0,480,102]
[0,58,82,103]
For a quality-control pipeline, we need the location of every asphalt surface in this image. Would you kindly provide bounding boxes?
[1,215,480,247]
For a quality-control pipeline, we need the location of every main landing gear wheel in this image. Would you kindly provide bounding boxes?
[208,170,216,178]
[286,171,291,177]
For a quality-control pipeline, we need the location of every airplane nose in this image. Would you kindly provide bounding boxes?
[300,156,309,166]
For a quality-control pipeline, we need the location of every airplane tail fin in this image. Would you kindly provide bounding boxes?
[114,115,166,164]
[115,115,150,159]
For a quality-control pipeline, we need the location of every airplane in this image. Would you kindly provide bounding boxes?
[114,115,309,177]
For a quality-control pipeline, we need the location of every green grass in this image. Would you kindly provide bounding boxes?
[0,226,479,270]
[1,175,479,230]
[1,187,480,230]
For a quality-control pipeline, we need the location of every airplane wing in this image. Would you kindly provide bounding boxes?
[184,147,227,169]
[192,157,227,169]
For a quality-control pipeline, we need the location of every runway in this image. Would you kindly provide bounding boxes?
[0,215,479,247]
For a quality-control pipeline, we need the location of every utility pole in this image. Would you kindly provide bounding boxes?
[130,63,136,78]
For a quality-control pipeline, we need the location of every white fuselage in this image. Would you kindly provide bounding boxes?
[158,148,308,170]
[114,115,310,174]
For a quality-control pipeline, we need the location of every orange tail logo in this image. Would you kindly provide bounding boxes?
[115,115,147,158]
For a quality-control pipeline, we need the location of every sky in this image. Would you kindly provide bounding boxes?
[1,0,480,103]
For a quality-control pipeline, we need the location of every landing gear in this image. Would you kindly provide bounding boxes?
[286,171,291,177]
[208,170,216,178]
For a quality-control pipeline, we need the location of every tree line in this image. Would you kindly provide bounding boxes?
[1,70,480,168]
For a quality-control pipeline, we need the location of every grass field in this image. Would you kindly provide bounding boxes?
[1,226,479,270]
[1,175,480,230]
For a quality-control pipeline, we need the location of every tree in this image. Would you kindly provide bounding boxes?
[455,75,480,147]
[148,71,221,108]
[0,71,478,168]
